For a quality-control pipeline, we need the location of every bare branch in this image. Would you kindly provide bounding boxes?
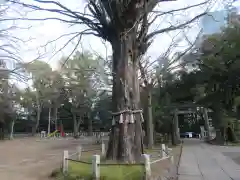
[146,12,206,41]
[60,34,82,68]
[139,26,202,88]
[9,0,104,35]
[149,1,208,25]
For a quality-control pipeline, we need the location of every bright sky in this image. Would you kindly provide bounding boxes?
[1,0,237,87]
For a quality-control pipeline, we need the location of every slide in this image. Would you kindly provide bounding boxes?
[47,130,58,137]
[58,126,65,137]
[61,130,65,137]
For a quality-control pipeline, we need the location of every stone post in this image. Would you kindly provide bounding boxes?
[161,144,166,157]
[77,146,82,160]
[63,150,68,174]
[142,154,151,180]
[92,155,100,179]
[101,142,105,156]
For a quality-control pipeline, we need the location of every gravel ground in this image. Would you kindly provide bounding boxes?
[0,137,98,180]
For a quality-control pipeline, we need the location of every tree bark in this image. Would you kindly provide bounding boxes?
[106,32,143,163]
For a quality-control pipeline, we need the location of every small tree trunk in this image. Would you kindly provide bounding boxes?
[171,122,176,146]
[106,34,143,162]
[203,108,210,141]
[60,119,64,135]
[35,104,41,134]
[173,109,180,144]
[88,117,93,136]
[77,119,81,133]
[141,89,148,146]
[9,120,14,140]
[73,113,78,137]
[54,107,58,131]
[212,104,225,144]
[0,120,5,140]
[34,92,41,134]
[146,90,154,149]
[31,126,36,136]
[48,106,51,135]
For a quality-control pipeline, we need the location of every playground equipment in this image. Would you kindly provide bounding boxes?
[58,126,65,137]
[45,126,65,138]
[47,130,59,137]
[40,131,47,138]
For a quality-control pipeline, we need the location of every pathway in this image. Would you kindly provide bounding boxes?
[178,139,240,180]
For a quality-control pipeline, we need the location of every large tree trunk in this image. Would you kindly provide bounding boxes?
[146,90,154,149]
[106,33,143,163]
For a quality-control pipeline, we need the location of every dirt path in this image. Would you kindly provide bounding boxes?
[0,137,91,180]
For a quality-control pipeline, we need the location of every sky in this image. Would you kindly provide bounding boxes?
[1,0,237,87]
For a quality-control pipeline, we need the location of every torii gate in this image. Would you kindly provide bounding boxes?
[167,103,212,142]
